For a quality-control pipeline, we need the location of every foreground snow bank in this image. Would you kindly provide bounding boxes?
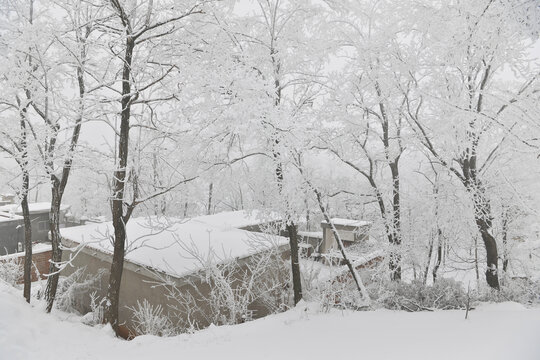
[0,283,539,360]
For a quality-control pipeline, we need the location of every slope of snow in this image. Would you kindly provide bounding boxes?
[1,282,539,360]
[60,217,287,277]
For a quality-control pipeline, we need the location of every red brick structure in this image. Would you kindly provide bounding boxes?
[0,248,52,283]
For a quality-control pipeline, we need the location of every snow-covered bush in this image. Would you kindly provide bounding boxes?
[81,291,106,326]
[373,278,468,311]
[250,250,292,315]
[477,278,540,305]
[129,299,175,337]
[55,267,105,313]
[0,258,22,286]
[316,275,367,312]
[159,239,292,332]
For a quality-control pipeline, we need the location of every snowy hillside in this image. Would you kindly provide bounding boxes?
[1,283,539,360]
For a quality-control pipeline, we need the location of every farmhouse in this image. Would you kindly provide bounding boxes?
[59,212,289,336]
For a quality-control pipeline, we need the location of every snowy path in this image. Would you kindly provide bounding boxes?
[1,284,539,360]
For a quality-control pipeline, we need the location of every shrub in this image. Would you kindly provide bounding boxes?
[129,299,175,337]
[81,291,106,326]
[373,278,468,311]
[55,267,105,313]
[0,257,22,286]
[477,277,540,305]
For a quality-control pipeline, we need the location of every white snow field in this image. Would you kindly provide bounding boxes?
[0,283,539,360]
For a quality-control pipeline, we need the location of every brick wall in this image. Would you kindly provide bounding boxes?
[1,250,52,283]
[29,250,52,281]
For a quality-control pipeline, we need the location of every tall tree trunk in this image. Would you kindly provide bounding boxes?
[207,182,213,215]
[45,186,62,312]
[275,160,302,305]
[432,229,442,283]
[461,118,499,289]
[19,102,32,303]
[21,170,32,303]
[470,186,499,289]
[104,34,134,333]
[270,33,302,304]
[388,161,401,281]
[44,30,86,312]
[423,235,434,285]
[474,236,480,283]
[501,210,509,273]
[286,223,302,305]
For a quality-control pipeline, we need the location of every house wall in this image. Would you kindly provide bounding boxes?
[298,234,323,256]
[30,212,51,243]
[320,224,369,254]
[1,208,70,248]
[60,240,290,336]
[0,219,24,254]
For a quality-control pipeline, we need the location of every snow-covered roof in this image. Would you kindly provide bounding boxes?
[321,218,371,228]
[60,216,288,278]
[192,210,280,229]
[0,243,50,259]
[0,211,23,222]
[0,202,71,215]
[299,231,323,239]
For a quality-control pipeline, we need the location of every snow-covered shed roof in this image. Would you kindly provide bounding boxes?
[0,212,23,223]
[60,216,288,278]
[0,202,71,215]
[321,218,371,228]
[191,210,280,229]
[0,243,50,260]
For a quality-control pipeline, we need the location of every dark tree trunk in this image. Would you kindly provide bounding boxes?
[501,210,509,273]
[21,171,32,303]
[461,120,499,289]
[271,42,302,304]
[423,235,434,285]
[475,214,499,289]
[388,161,401,281]
[468,182,499,289]
[275,159,303,305]
[374,80,403,282]
[45,186,62,312]
[19,103,32,303]
[105,211,127,331]
[207,182,213,215]
[432,229,442,283]
[104,33,134,333]
[286,223,302,305]
[44,35,86,312]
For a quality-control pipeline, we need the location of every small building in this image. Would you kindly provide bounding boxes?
[0,202,71,244]
[60,213,289,336]
[319,218,371,254]
[0,193,16,207]
[0,212,24,255]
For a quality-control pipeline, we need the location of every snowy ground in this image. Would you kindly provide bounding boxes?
[1,283,539,360]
